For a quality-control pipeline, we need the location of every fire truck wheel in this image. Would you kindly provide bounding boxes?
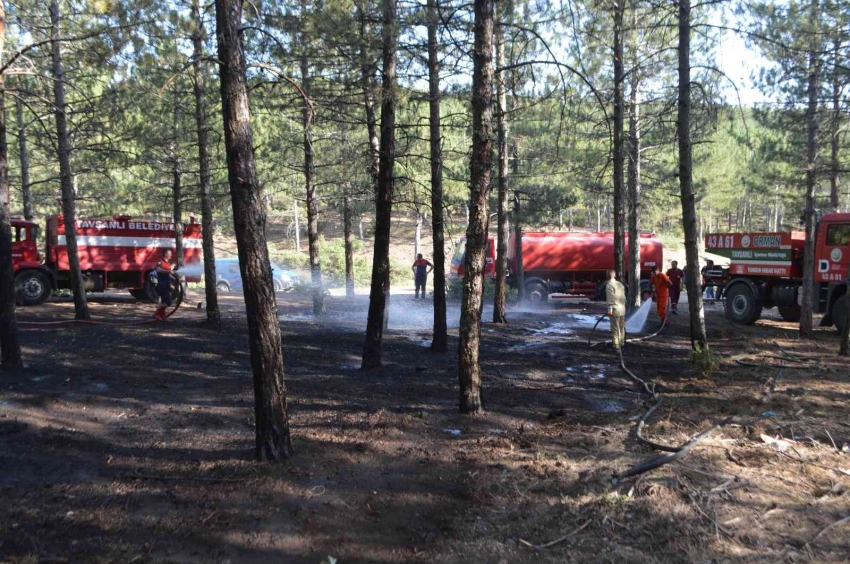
[833,295,848,334]
[525,282,548,302]
[725,283,763,325]
[15,270,52,306]
[128,289,150,302]
[777,306,801,323]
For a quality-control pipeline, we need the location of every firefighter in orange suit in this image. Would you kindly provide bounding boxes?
[650,265,672,325]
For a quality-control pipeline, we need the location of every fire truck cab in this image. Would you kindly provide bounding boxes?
[11,219,54,306]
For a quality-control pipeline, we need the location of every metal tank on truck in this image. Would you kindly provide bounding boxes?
[705,212,850,332]
[450,231,663,302]
[11,214,203,306]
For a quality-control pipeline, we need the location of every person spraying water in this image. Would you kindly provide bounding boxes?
[605,269,627,351]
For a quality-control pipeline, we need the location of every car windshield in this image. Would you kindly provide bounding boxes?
[270,262,283,272]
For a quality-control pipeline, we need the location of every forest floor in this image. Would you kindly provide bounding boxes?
[1,290,849,563]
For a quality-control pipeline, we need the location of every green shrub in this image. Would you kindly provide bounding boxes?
[322,237,372,287]
[271,248,310,270]
[690,348,721,378]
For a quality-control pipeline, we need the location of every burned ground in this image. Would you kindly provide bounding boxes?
[1,292,849,563]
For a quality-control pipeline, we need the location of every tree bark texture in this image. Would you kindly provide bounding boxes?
[15,97,31,221]
[677,0,708,352]
[626,13,642,309]
[427,0,447,351]
[458,0,494,414]
[361,0,397,369]
[840,282,849,356]
[357,3,380,187]
[344,192,355,297]
[414,213,421,258]
[301,49,324,315]
[293,199,300,252]
[0,1,21,370]
[172,90,184,269]
[513,189,524,301]
[800,0,820,339]
[192,0,220,327]
[612,0,626,282]
[829,34,840,212]
[214,0,293,460]
[50,0,89,320]
[493,15,509,324]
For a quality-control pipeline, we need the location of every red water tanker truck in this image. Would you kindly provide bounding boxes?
[450,231,664,301]
[705,212,850,331]
[10,214,201,306]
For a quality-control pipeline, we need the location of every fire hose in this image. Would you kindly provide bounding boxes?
[587,297,671,349]
[17,283,185,327]
[583,296,732,482]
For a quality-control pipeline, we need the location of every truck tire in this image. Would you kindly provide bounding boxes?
[777,306,801,323]
[525,281,548,302]
[129,288,150,302]
[216,281,230,293]
[725,283,763,325]
[15,270,51,306]
[833,295,848,335]
[144,275,183,304]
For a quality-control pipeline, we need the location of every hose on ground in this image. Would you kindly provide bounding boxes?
[18,284,184,327]
[587,298,671,349]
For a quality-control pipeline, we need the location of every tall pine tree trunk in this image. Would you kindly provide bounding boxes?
[840,281,849,356]
[800,0,820,339]
[612,0,626,282]
[361,0,397,369]
[214,0,292,460]
[344,191,355,297]
[293,199,300,251]
[627,83,641,308]
[15,97,31,221]
[677,0,708,352]
[301,50,324,315]
[627,10,642,309]
[458,0,494,414]
[192,0,220,326]
[829,36,840,212]
[172,90,184,269]
[414,213,421,257]
[492,10,509,324]
[0,0,21,370]
[427,0,447,351]
[357,3,380,187]
[50,0,89,320]
[513,188,524,301]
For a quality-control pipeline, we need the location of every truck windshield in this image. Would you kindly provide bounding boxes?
[826,224,850,247]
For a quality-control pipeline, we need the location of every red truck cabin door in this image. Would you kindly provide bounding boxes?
[815,217,850,284]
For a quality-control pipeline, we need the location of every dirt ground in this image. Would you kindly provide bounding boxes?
[1,289,849,564]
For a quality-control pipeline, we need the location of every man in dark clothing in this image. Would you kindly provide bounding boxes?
[154,249,178,321]
[412,253,434,299]
[666,260,684,314]
[701,259,715,300]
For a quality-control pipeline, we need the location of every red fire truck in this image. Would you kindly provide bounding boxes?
[11,214,202,306]
[705,212,850,331]
[450,231,663,301]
